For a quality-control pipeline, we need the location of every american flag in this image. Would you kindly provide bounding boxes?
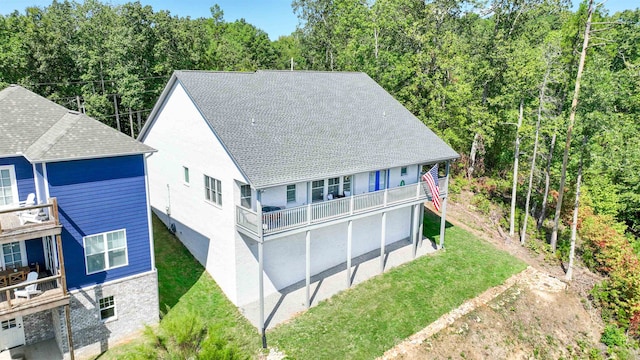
[421,164,441,211]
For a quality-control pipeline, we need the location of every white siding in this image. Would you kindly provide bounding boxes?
[388,165,419,188]
[143,82,249,304]
[143,82,426,307]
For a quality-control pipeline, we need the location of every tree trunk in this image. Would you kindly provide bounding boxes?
[566,136,587,281]
[468,132,480,179]
[538,130,556,229]
[522,69,550,244]
[510,99,524,237]
[550,0,593,252]
[113,94,120,132]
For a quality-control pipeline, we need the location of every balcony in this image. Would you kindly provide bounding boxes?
[236,178,448,237]
[0,199,69,319]
[0,274,68,320]
[0,199,62,242]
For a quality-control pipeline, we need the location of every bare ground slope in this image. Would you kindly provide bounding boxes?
[383,192,606,359]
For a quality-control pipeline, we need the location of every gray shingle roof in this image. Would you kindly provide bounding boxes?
[0,85,154,162]
[146,70,459,188]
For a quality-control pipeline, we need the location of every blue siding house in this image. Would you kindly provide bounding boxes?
[0,85,158,359]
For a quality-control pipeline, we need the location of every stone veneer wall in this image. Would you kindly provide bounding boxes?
[23,310,54,344]
[53,270,159,360]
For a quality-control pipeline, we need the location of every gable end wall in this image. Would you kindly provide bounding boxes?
[142,82,246,304]
[46,155,152,289]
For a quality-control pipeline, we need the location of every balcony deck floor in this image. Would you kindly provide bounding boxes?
[0,213,60,243]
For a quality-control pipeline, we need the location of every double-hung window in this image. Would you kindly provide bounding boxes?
[0,166,18,207]
[240,184,252,208]
[204,175,222,206]
[328,177,340,198]
[312,180,324,202]
[2,242,23,269]
[286,184,296,203]
[84,229,128,274]
[99,296,116,321]
[183,166,190,184]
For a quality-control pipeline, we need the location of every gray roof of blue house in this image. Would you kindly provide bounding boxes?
[0,85,154,162]
[141,70,459,188]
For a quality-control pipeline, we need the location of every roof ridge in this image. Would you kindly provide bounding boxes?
[0,85,18,102]
[23,111,83,160]
[256,70,366,74]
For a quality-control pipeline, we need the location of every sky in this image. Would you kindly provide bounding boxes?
[0,0,638,40]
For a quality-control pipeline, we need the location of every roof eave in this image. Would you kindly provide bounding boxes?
[253,154,460,190]
[28,149,157,164]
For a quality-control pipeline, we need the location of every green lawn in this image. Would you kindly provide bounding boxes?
[267,212,527,359]
[99,211,525,359]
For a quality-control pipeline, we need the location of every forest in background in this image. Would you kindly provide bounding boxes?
[1,0,639,342]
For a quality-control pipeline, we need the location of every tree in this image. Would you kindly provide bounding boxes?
[550,0,593,252]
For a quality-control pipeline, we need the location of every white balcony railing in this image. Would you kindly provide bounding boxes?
[235,178,448,236]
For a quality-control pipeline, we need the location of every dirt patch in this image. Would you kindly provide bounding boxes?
[382,267,603,359]
[377,193,607,360]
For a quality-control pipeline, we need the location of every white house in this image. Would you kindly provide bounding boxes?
[139,70,459,334]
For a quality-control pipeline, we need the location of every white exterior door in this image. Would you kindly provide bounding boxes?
[0,317,25,350]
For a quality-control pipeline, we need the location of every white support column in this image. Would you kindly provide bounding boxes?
[380,212,386,273]
[439,161,451,249]
[412,204,419,258]
[256,190,266,348]
[346,220,353,287]
[418,205,424,248]
[258,241,265,346]
[305,230,311,308]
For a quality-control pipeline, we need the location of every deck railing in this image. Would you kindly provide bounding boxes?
[0,274,62,312]
[0,198,60,241]
[236,177,448,236]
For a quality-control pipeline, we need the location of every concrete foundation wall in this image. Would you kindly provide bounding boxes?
[234,206,413,306]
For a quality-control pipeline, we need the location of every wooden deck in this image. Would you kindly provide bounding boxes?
[0,274,69,320]
[0,202,62,243]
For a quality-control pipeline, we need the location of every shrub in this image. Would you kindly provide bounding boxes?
[579,205,640,339]
[131,313,247,360]
[601,324,627,347]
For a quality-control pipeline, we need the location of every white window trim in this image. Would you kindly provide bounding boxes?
[98,295,117,322]
[286,184,296,203]
[400,167,408,176]
[240,184,252,209]
[183,166,190,186]
[83,229,129,275]
[0,165,19,209]
[204,175,222,207]
[0,241,27,270]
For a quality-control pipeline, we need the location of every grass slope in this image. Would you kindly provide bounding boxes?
[268,212,527,359]
[153,215,261,355]
[99,211,524,359]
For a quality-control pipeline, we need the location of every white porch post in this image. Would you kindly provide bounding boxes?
[346,220,353,287]
[305,230,311,308]
[412,204,419,258]
[256,190,266,347]
[439,161,451,249]
[418,204,424,248]
[380,212,386,273]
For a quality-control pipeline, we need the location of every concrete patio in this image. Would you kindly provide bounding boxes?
[0,338,61,360]
[240,236,438,330]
